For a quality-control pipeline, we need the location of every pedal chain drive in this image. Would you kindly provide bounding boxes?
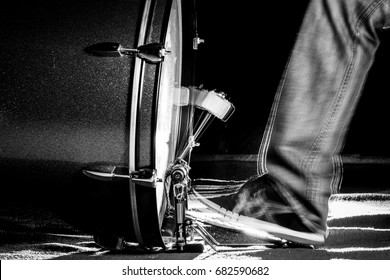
[168,159,192,251]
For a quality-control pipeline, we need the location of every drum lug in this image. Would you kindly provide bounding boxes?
[131,169,161,188]
[83,165,130,181]
[85,42,168,64]
[83,166,161,187]
[137,43,170,64]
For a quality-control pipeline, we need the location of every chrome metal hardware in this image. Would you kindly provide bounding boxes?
[193,36,204,50]
[85,42,169,64]
[83,166,161,188]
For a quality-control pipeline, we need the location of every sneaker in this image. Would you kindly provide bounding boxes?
[196,174,327,246]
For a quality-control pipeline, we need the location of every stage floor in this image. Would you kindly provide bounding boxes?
[1,191,389,260]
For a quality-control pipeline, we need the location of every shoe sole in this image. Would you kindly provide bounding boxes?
[190,190,325,246]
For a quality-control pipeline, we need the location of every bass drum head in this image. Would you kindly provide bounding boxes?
[154,0,183,226]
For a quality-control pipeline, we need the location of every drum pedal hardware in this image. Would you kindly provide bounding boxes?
[83,87,236,253]
[85,42,169,64]
[165,159,255,253]
[187,219,218,252]
[166,159,192,251]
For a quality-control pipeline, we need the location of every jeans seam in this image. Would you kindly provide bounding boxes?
[257,65,289,175]
[301,35,356,202]
[356,0,387,28]
[301,0,386,202]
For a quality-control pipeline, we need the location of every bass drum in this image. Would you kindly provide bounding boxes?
[0,0,197,251]
[89,0,195,250]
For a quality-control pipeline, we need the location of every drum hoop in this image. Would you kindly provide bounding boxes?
[129,0,178,249]
[128,0,152,249]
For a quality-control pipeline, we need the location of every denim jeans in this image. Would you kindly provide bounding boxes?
[258,0,390,234]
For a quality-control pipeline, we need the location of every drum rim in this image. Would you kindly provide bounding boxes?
[128,0,150,249]
[129,0,182,249]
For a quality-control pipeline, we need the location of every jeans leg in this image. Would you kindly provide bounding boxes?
[258,0,390,233]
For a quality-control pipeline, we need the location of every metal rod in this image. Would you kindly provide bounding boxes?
[178,112,212,159]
